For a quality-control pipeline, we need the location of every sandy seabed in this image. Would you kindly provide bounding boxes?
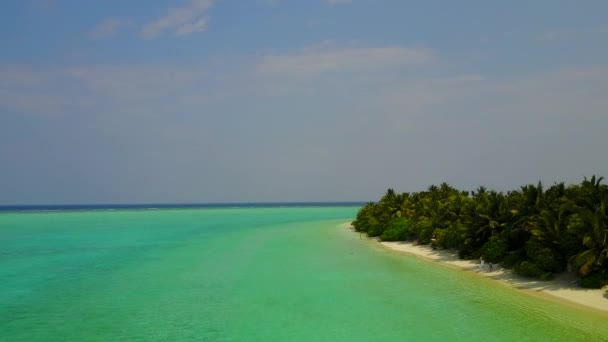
[342,222,608,314]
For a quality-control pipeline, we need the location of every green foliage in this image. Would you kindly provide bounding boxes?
[514,261,543,278]
[352,203,375,233]
[525,240,564,273]
[540,272,555,281]
[579,272,608,289]
[411,217,433,244]
[380,217,410,241]
[569,198,608,276]
[434,222,466,249]
[367,217,384,237]
[480,236,508,263]
[458,248,473,259]
[350,175,608,286]
[418,226,433,245]
[502,251,525,268]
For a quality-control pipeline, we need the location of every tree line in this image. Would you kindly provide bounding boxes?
[351,176,608,288]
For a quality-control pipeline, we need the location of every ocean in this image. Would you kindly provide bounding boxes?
[1,205,607,341]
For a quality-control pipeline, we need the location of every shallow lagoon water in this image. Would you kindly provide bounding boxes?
[1,207,607,341]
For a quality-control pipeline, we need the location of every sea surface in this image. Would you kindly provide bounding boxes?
[1,205,607,341]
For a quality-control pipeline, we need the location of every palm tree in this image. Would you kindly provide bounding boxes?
[576,175,605,211]
[570,196,608,276]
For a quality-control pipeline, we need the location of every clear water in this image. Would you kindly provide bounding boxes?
[1,207,607,341]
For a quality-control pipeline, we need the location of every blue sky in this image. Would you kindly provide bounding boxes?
[1,0,608,204]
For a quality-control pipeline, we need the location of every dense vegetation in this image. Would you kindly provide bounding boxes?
[352,176,608,288]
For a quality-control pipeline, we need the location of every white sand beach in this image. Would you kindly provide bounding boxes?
[344,223,608,314]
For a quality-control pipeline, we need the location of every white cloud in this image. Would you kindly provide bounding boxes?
[2,45,608,202]
[255,43,433,76]
[89,18,131,39]
[0,64,210,116]
[175,17,208,36]
[0,44,433,116]
[1,44,607,128]
[141,0,215,39]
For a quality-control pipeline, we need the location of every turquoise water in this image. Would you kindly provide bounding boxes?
[1,207,607,341]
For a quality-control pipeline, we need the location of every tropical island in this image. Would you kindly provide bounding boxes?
[351,176,608,291]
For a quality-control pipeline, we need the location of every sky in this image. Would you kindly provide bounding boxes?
[1,0,608,204]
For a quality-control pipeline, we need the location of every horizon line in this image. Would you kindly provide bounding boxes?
[0,201,368,211]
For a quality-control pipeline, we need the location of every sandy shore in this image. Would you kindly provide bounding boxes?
[343,223,608,314]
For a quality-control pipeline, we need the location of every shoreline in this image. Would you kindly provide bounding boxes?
[342,223,608,315]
